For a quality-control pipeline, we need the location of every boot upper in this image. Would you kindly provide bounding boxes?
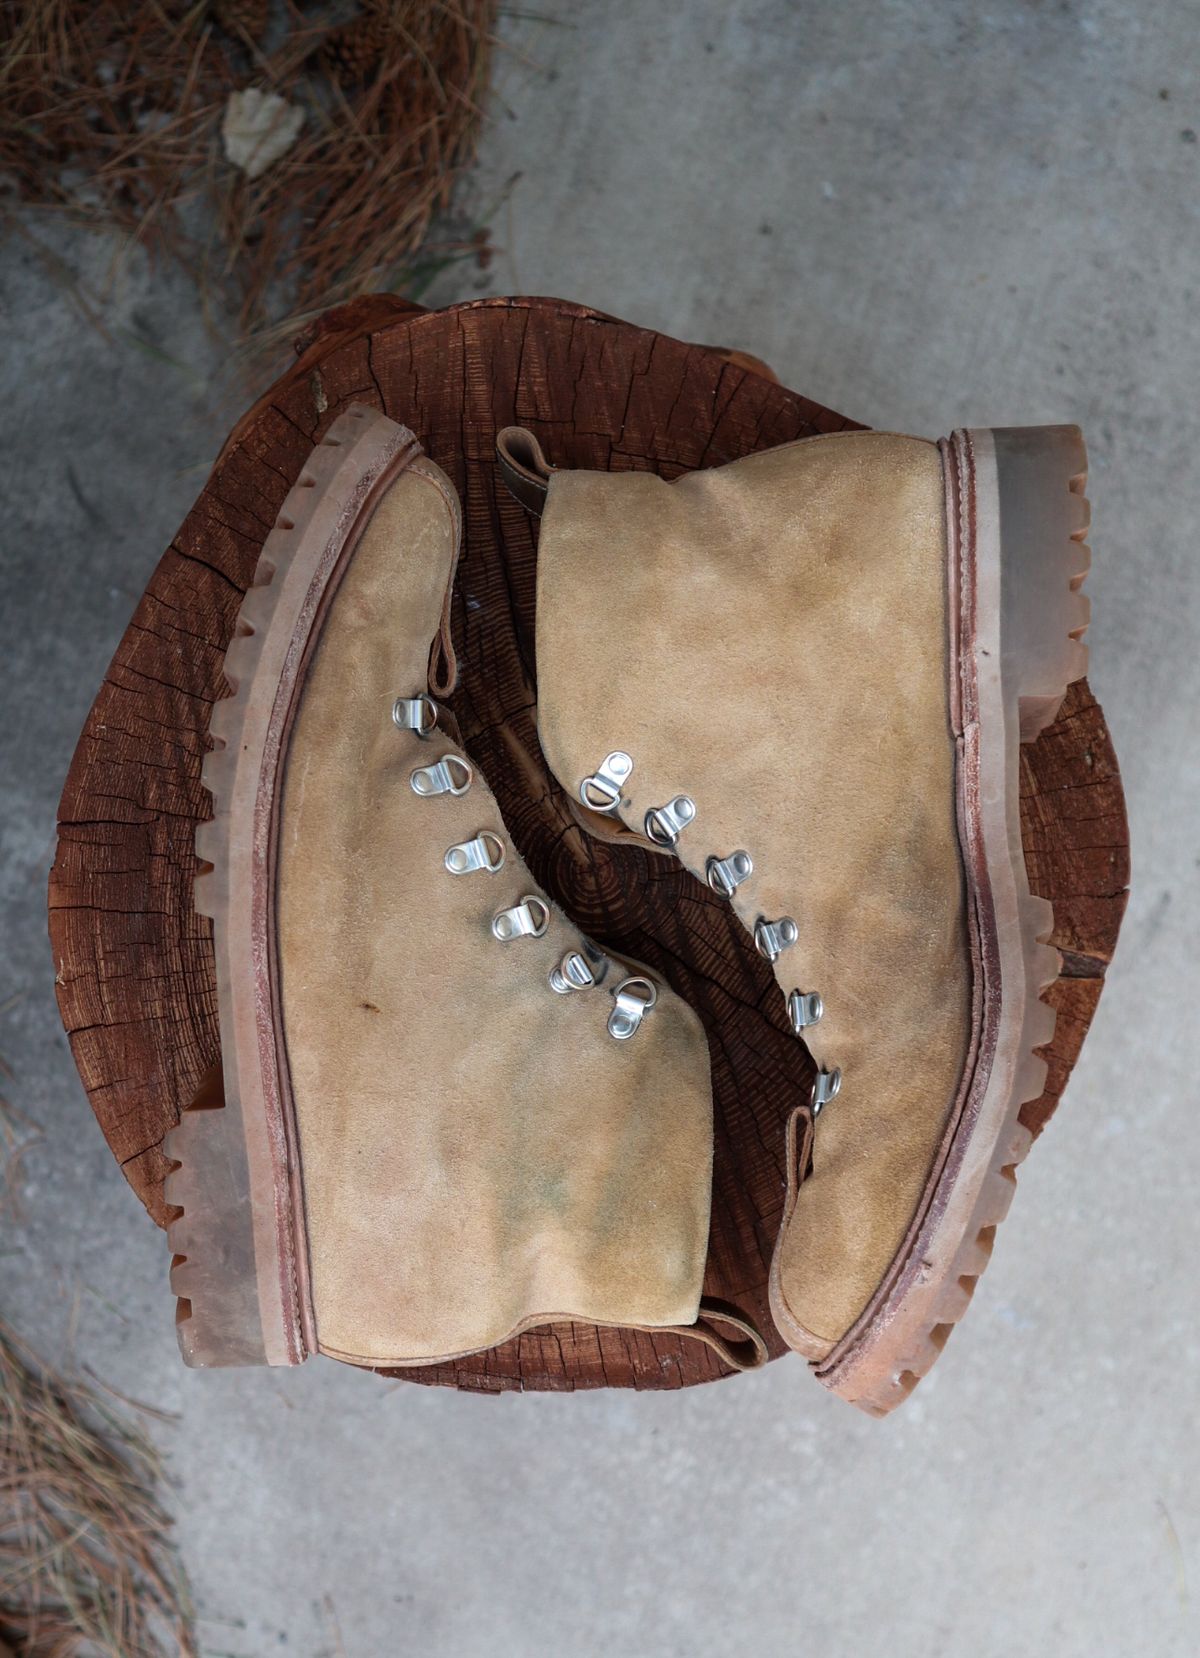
[277,460,716,1366]
[533,432,972,1353]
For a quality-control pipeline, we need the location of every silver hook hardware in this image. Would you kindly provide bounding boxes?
[392,694,438,738]
[549,950,596,994]
[491,895,551,942]
[548,942,611,995]
[607,976,658,1041]
[787,989,824,1032]
[644,795,696,848]
[410,753,473,798]
[706,849,753,898]
[444,831,506,876]
[755,915,798,962]
[813,1067,842,1116]
[580,751,633,814]
[549,939,610,994]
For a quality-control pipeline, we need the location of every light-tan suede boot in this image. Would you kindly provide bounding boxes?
[500,421,1090,1414]
[167,405,765,1374]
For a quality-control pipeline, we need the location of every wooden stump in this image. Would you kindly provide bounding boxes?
[49,296,1129,1391]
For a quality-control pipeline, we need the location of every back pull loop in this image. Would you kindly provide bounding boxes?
[496,426,555,516]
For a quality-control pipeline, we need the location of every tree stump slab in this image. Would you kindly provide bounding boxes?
[49,296,1129,1391]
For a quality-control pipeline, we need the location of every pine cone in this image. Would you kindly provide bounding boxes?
[320,9,393,81]
[213,0,269,41]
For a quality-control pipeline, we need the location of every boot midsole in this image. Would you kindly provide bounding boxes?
[166,408,424,1368]
[812,423,1089,1412]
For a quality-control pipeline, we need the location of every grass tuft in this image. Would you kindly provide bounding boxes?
[0,1317,194,1657]
[0,0,498,342]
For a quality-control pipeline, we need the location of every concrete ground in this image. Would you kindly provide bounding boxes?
[1,3,1196,1653]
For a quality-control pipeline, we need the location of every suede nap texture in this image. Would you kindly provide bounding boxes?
[534,432,971,1351]
[276,465,714,1366]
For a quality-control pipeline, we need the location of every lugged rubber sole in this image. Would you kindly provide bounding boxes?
[165,406,426,1366]
[810,424,1091,1416]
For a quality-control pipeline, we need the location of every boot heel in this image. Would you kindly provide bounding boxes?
[164,1067,266,1368]
[973,424,1091,741]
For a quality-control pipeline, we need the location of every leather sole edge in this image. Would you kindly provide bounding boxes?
[165,405,422,1367]
[807,423,1090,1416]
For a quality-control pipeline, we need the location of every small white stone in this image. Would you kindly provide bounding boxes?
[222,89,305,182]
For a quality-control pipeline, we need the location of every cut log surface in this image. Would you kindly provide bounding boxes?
[49,296,1130,1391]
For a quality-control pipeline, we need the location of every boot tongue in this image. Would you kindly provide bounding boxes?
[523,454,694,832]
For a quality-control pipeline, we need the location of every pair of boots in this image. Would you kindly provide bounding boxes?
[167,403,1089,1415]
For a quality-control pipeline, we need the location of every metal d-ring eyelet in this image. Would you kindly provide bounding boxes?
[644,795,696,848]
[580,751,633,814]
[548,938,614,995]
[787,989,823,1032]
[607,976,657,1041]
[392,694,438,738]
[410,753,473,798]
[444,831,506,876]
[813,1067,841,1115]
[706,849,753,898]
[754,915,798,962]
[491,894,550,942]
[549,949,597,994]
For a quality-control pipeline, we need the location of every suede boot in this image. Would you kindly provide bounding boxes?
[501,421,1090,1414]
[167,406,764,1374]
